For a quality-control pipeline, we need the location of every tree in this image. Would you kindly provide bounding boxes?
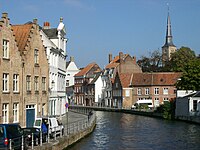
[137,50,162,72]
[176,58,200,90]
[164,46,196,72]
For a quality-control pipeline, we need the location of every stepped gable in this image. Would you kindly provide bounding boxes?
[12,24,33,51]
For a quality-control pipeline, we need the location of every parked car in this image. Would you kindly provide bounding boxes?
[0,123,27,150]
[22,127,46,146]
[33,117,64,138]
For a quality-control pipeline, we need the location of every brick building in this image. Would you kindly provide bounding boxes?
[0,13,23,124]
[74,63,101,106]
[12,19,49,127]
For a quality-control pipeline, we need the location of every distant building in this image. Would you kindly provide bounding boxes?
[66,56,79,105]
[40,18,67,117]
[12,19,49,127]
[162,10,176,65]
[103,52,142,107]
[74,63,101,106]
[130,72,181,108]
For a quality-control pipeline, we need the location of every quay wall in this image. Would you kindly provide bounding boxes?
[69,106,200,125]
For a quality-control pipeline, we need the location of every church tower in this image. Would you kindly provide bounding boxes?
[162,7,176,66]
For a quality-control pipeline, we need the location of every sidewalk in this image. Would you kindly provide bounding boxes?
[61,110,88,125]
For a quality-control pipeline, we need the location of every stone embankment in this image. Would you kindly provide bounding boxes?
[70,105,200,125]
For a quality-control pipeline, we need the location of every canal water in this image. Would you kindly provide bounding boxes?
[68,111,200,150]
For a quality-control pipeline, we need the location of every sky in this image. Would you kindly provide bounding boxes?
[0,0,200,68]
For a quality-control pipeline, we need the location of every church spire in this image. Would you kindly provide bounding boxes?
[164,5,175,47]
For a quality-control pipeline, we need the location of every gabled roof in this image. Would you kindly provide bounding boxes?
[42,28,58,39]
[105,54,128,69]
[90,72,101,84]
[119,73,133,88]
[131,72,181,86]
[12,24,33,51]
[75,63,97,77]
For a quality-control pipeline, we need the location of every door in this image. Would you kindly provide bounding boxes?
[26,109,35,127]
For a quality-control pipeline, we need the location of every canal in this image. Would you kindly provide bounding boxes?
[67,111,200,150]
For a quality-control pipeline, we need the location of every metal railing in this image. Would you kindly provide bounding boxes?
[4,110,95,150]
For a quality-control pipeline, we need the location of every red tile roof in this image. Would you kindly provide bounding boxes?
[12,24,33,51]
[131,72,182,86]
[119,73,133,88]
[105,54,128,69]
[75,63,97,77]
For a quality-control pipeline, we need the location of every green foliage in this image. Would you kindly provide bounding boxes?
[176,58,200,90]
[164,46,196,72]
[137,50,162,72]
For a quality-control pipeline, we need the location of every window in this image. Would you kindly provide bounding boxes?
[13,74,19,92]
[34,76,39,91]
[154,88,159,95]
[34,49,39,64]
[66,80,69,87]
[163,98,169,101]
[116,83,118,88]
[2,103,9,123]
[3,73,9,92]
[193,100,197,111]
[3,39,9,58]
[26,75,31,91]
[42,77,46,91]
[145,88,150,95]
[154,98,160,107]
[137,88,142,95]
[163,88,168,95]
[125,89,130,97]
[13,103,19,123]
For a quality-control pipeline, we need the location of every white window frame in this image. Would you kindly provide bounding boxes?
[3,73,9,92]
[125,89,130,97]
[163,88,169,95]
[154,88,159,95]
[13,74,19,92]
[145,88,150,95]
[163,98,169,102]
[3,39,9,59]
[26,75,31,91]
[2,103,9,123]
[42,77,46,91]
[13,103,19,123]
[137,88,142,95]
[34,49,39,64]
[34,76,39,91]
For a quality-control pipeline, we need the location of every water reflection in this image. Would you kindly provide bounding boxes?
[68,111,200,150]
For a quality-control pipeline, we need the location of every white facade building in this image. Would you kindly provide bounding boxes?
[66,56,79,104]
[40,18,67,117]
[66,56,79,87]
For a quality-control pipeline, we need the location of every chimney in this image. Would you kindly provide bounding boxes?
[43,22,50,29]
[119,52,123,62]
[2,12,8,19]
[109,54,112,63]
[33,18,38,24]
[70,56,74,62]
[133,56,136,64]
